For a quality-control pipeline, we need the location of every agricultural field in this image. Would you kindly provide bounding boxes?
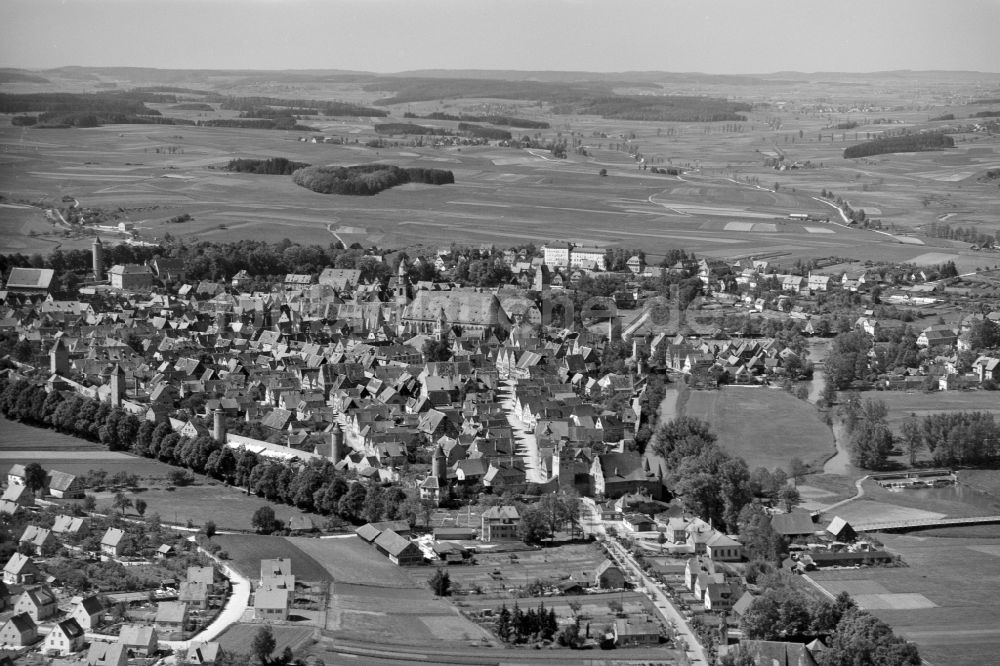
[681,387,835,471]
[872,390,1000,432]
[288,534,417,587]
[810,531,1000,665]
[212,534,333,582]
[0,416,183,479]
[215,624,317,660]
[5,71,1000,272]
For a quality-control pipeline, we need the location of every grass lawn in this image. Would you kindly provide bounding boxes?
[212,534,333,582]
[810,532,1000,665]
[682,387,835,471]
[82,482,325,532]
[215,624,316,659]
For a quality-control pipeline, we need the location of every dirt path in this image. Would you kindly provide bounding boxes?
[823,419,854,476]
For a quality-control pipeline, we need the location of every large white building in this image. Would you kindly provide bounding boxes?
[542,242,606,271]
[542,242,572,268]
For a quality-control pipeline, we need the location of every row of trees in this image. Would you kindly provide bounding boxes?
[493,601,559,644]
[408,112,550,129]
[220,95,388,117]
[901,411,1000,466]
[292,164,455,196]
[0,377,421,530]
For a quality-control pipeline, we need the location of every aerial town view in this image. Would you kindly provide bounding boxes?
[1,1,999,665]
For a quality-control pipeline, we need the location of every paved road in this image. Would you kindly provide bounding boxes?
[579,499,707,664]
[498,379,546,484]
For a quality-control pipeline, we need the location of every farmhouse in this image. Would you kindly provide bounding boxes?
[18,525,54,556]
[917,325,958,348]
[41,618,85,656]
[46,470,84,498]
[373,529,424,566]
[770,510,817,538]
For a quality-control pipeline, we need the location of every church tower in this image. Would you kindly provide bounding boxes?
[434,307,448,342]
[92,237,104,281]
[432,444,448,481]
[50,338,69,375]
[110,363,125,408]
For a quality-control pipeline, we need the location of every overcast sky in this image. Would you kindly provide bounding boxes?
[2,0,999,74]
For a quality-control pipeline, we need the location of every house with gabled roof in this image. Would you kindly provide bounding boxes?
[253,587,289,620]
[373,529,424,566]
[41,617,85,656]
[86,641,128,666]
[19,525,55,556]
[481,505,520,541]
[0,612,38,647]
[71,595,105,630]
[101,528,126,558]
[186,641,223,665]
[187,565,217,593]
[595,560,627,589]
[47,470,85,498]
[13,585,57,620]
[179,581,210,610]
[52,514,85,535]
[155,601,188,632]
[3,552,39,585]
[118,624,158,656]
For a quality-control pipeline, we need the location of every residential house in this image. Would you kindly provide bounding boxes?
[154,601,189,633]
[118,624,158,656]
[741,640,819,666]
[13,585,57,621]
[706,533,743,562]
[594,560,627,589]
[259,558,292,586]
[41,618,85,656]
[480,505,521,541]
[253,587,289,621]
[0,612,38,647]
[108,264,154,291]
[3,553,39,584]
[0,484,34,508]
[101,528,126,558]
[179,582,210,610]
[613,616,660,647]
[186,641,223,665]
[52,514,85,535]
[704,582,736,612]
[974,356,1000,383]
[18,525,54,556]
[86,641,128,666]
[187,566,217,593]
[71,595,105,630]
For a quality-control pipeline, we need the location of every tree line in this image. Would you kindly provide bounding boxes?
[0,377,421,530]
[407,111,550,129]
[457,123,512,141]
[219,95,387,117]
[292,164,454,196]
[843,132,954,159]
[226,157,310,175]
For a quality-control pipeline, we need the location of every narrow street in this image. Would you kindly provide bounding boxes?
[498,378,546,484]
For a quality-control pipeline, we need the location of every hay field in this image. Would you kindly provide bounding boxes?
[4,116,988,268]
[682,387,835,471]
[810,532,1000,665]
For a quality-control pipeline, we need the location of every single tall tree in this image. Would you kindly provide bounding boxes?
[23,462,47,494]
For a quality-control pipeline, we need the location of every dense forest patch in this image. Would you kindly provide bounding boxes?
[843,132,954,159]
[292,164,454,196]
[226,157,310,175]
